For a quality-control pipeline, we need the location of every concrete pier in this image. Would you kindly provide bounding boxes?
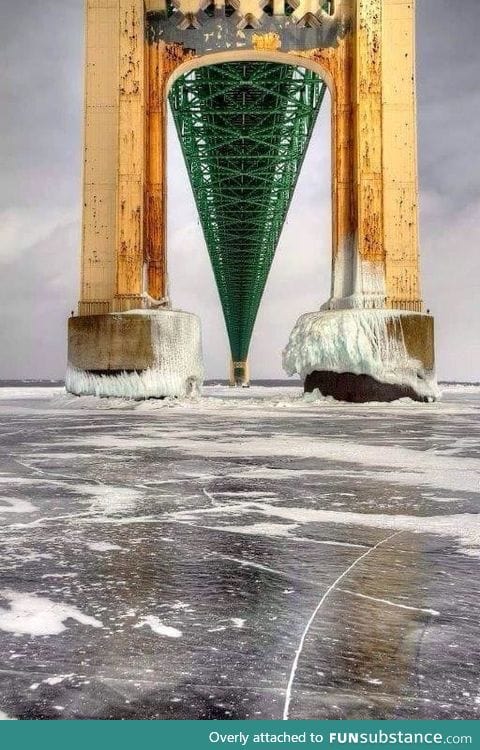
[284,310,437,403]
[67,310,204,399]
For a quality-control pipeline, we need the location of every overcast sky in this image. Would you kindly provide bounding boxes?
[0,0,479,381]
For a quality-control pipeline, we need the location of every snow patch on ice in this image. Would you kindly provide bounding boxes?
[134,616,182,638]
[283,309,439,400]
[75,485,142,513]
[0,590,104,636]
[86,541,123,552]
[0,711,16,720]
[231,618,245,628]
[0,497,38,514]
[215,491,278,498]
[41,675,74,686]
[218,522,299,538]
[66,310,204,400]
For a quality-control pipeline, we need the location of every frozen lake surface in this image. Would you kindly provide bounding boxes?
[0,384,479,720]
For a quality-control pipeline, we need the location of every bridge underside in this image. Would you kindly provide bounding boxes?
[169,62,326,380]
[68,0,438,402]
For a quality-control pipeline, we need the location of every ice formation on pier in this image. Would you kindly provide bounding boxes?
[283,309,439,401]
[66,310,204,400]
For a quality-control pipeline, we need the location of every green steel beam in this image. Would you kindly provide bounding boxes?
[169,61,326,364]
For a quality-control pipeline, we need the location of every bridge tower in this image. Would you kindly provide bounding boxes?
[67,0,437,402]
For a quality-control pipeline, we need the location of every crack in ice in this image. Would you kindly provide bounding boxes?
[338,589,440,616]
[282,531,402,720]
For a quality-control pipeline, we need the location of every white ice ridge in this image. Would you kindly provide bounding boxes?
[283,308,439,400]
[66,309,204,399]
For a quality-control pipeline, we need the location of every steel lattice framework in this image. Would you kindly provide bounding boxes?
[169,62,326,364]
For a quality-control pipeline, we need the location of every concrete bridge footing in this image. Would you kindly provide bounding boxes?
[284,310,438,403]
[66,310,204,399]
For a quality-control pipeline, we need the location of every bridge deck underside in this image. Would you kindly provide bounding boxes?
[169,62,326,363]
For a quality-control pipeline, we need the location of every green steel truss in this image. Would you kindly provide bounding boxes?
[169,62,326,364]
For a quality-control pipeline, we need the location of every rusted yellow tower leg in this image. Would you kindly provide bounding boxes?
[351,0,422,310]
[144,38,194,304]
[145,38,168,305]
[382,0,423,311]
[285,0,437,402]
[331,32,356,304]
[114,0,146,313]
[353,0,386,305]
[78,0,120,316]
[314,0,422,312]
[67,3,204,399]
